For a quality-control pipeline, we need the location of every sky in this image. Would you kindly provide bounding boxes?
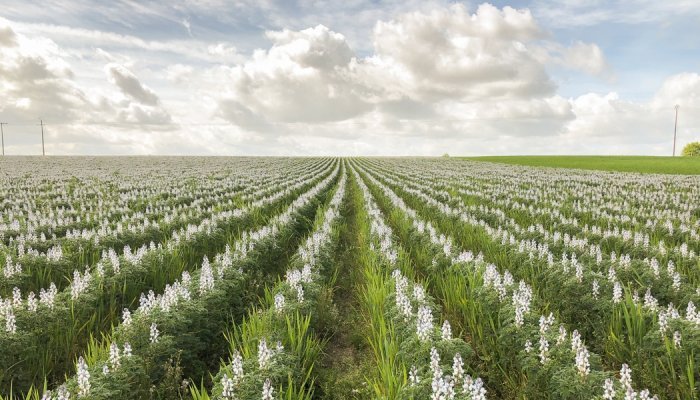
[0,0,699,156]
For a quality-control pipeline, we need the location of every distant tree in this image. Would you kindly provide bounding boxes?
[682,141,700,157]
[442,153,450,158]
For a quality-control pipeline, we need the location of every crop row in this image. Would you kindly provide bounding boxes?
[0,159,337,397]
[23,160,341,400]
[354,159,697,399]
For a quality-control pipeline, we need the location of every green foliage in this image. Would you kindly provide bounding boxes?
[681,141,700,157]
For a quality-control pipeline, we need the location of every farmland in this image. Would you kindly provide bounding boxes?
[0,157,698,400]
[464,156,700,175]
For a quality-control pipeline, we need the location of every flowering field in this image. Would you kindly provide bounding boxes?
[0,157,698,400]
[464,156,700,175]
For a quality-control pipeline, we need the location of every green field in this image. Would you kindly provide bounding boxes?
[2,157,699,400]
[464,155,700,175]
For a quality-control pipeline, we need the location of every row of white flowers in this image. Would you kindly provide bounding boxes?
[352,164,487,400]
[213,166,348,400]
[39,161,341,399]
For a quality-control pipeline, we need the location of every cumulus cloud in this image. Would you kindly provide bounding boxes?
[651,73,700,108]
[0,22,177,155]
[106,63,160,105]
[560,73,700,154]
[364,3,554,100]
[217,99,272,131]
[535,41,612,78]
[207,43,237,59]
[218,24,371,126]
[0,24,17,47]
[560,41,609,76]
[102,63,173,125]
[206,0,695,155]
[216,3,576,139]
[116,102,172,125]
[0,24,89,123]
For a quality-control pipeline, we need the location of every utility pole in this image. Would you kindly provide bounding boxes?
[40,119,45,156]
[673,105,679,157]
[0,123,6,156]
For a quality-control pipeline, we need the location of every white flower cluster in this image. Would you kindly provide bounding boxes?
[3,256,22,278]
[538,313,554,365]
[373,159,700,325]
[77,356,90,397]
[610,364,659,400]
[70,269,92,300]
[199,256,215,295]
[117,170,338,369]
[613,281,623,304]
[416,305,434,342]
[430,347,455,400]
[570,330,590,377]
[150,322,159,343]
[394,271,413,319]
[257,338,276,370]
[220,375,235,400]
[441,320,452,340]
[512,281,532,328]
[262,378,274,400]
[5,309,16,334]
[126,165,340,400]
[417,348,487,400]
[279,172,346,310]
[274,293,285,312]
[482,263,514,299]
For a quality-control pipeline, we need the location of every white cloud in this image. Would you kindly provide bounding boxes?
[651,73,700,109]
[182,18,193,37]
[215,3,580,142]
[0,24,17,47]
[0,23,176,155]
[560,73,700,154]
[102,63,173,126]
[0,23,89,123]
[106,63,160,105]
[116,103,172,125]
[207,43,237,59]
[4,18,238,64]
[365,3,554,100]
[0,3,697,156]
[539,41,612,78]
[165,64,195,83]
[561,42,608,76]
[217,24,371,125]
